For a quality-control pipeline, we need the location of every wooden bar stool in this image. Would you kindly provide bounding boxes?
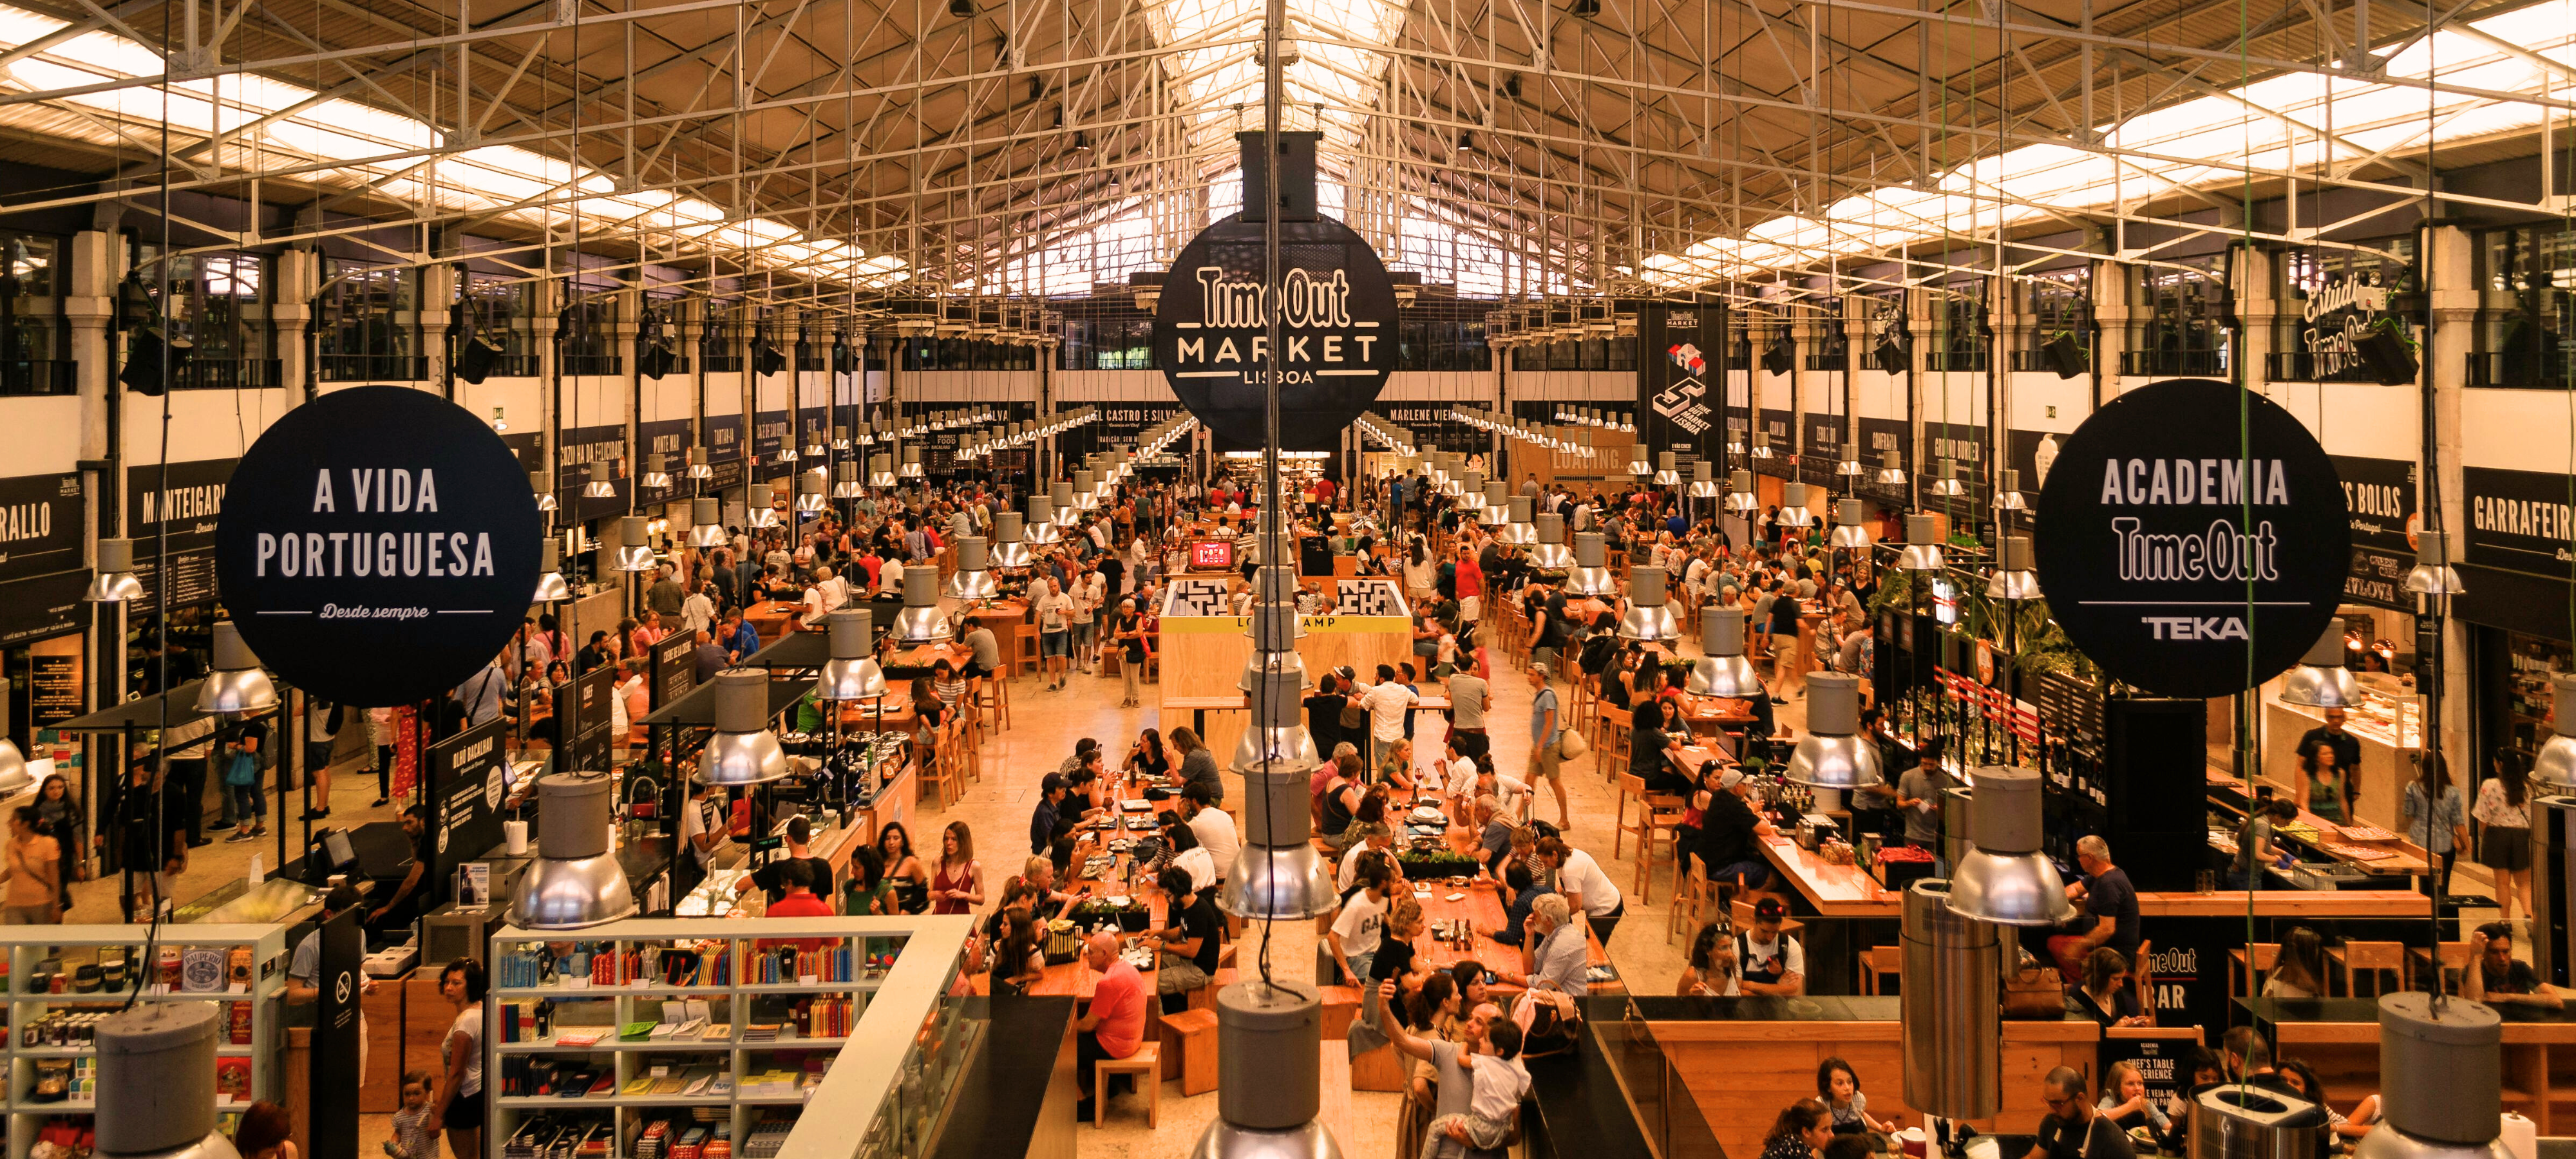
[2409,941,2473,995]
[2327,941,2406,997]
[1157,1010,1218,1096]
[1094,1044,1162,1127]
[2228,943,2279,997]
[1857,945,1903,995]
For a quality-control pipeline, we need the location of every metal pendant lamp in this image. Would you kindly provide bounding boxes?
[533,536,573,603]
[1565,532,1616,596]
[638,453,672,491]
[1023,495,1061,545]
[1927,460,1968,498]
[1748,430,1775,460]
[581,461,618,499]
[1993,468,2027,513]
[1529,513,1574,569]
[853,420,875,447]
[194,621,278,717]
[1495,496,1537,545]
[861,453,892,488]
[815,608,887,702]
[1829,498,1873,549]
[1777,482,1817,528]
[794,473,829,515]
[685,447,714,480]
[1654,451,1682,486]
[1786,674,1882,789]
[1686,460,1722,498]
[1221,563,1334,923]
[1479,480,1510,528]
[898,446,924,479]
[1072,470,1100,512]
[1626,444,1654,477]
[989,513,1034,567]
[612,516,659,572]
[2352,992,2505,1159]
[1895,513,1946,571]
[831,463,865,499]
[683,498,726,549]
[2278,621,2362,709]
[891,567,951,643]
[943,534,999,599]
[746,482,781,529]
[1688,607,1762,697]
[1051,482,1077,525]
[1617,566,1680,643]
[531,470,559,514]
[507,772,641,928]
[1946,765,2076,925]
[1985,534,2041,601]
[1724,469,1759,514]
[1837,442,1866,479]
[85,537,144,603]
[697,668,790,786]
[2403,529,2467,596]
[1876,451,1908,487]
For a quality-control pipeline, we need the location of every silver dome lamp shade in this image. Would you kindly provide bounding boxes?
[1837,442,1866,478]
[530,470,559,513]
[1985,534,2042,601]
[831,425,851,451]
[831,462,866,499]
[0,719,28,795]
[866,453,896,488]
[698,668,790,786]
[1072,470,1099,511]
[1946,765,2076,925]
[2352,992,2506,1159]
[1724,470,1759,515]
[2403,529,2467,596]
[1050,482,1077,525]
[685,446,713,480]
[1876,451,1908,487]
[1617,566,1681,643]
[2278,621,2362,709]
[638,453,672,491]
[853,420,875,446]
[533,536,573,603]
[815,608,887,702]
[1895,513,1946,571]
[1785,673,1882,790]
[1231,654,1320,778]
[1748,430,1775,460]
[506,772,641,928]
[1776,482,1817,528]
[580,460,617,499]
[1528,513,1575,570]
[194,621,279,717]
[1686,460,1723,498]
[898,446,924,479]
[1565,532,1617,596]
[1625,444,1654,476]
[684,498,727,549]
[85,537,145,603]
[1221,711,1336,921]
[2535,675,2576,789]
[777,440,800,464]
[943,535,1001,599]
[1993,468,2029,513]
[1023,495,1061,545]
[746,482,781,529]
[891,567,952,643]
[611,516,659,572]
[799,431,824,459]
[1828,498,1874,549]
[1688,607,1763,697]
[989,512,1034,567]
[1654,451,1682,486]
[1495,496,1538,545]
[92,1000,250,1159]
[1927,460,1969,498]
[793,472,829,515]
[1479,480,1510,527]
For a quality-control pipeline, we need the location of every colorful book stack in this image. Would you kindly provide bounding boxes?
[792,996,855,1039]
[741,945,854,984]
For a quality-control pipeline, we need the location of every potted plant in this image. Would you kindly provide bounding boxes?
[1069,896,1151,933]
[1397,849,1482,878]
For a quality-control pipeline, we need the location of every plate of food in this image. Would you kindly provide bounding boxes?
[2336,823,2400,843]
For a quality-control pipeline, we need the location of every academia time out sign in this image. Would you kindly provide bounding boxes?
[2032,378,2348,699]
[1152,214,1398,449]
[216,386,542,707]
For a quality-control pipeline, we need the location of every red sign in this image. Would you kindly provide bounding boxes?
[1191,540,1235,570]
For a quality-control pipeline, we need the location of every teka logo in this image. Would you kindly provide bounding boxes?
[1667,343,1706,376]
[2144,616,2249,640]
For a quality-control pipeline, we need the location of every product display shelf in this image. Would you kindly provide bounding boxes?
[487,916,977,1159]
[0,923,290,1159]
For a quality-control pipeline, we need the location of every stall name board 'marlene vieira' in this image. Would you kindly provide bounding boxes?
[216,386,542,708]
[1154,213,1398,451]
[2032,378,2348,700]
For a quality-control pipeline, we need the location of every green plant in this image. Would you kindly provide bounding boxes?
[1398,850,1481,876]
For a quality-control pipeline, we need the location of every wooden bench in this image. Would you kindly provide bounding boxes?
[1095,1043,1163,1127]
[1158,1009,1219,1096]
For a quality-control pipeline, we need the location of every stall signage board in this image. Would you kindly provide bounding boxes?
[426,715,511,904]
[752,410,791,478]
[1152,213,1399,451]
[650,630,697,709]
[556,424,628,523]
[2032,378,2348,699]
[561,665,616,773]
[0,472,80,584]
[702,414,744,493]
[126,458,235,607]
[0,570,85,650]
[28,652,80,727]
[2462,466,2574,578]
[636,419,692,506]
[215,388,542,708]
[1756,411,1797,478]
[2331,455,2418,611]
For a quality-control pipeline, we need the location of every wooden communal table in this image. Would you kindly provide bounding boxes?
[1760,834,1901,918]
[1400,878,1624,995]
[884,641,974,675]
[744,599,804,645]
[974,793,1173,1000]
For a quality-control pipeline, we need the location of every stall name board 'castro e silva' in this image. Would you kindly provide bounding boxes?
[2032,378,2349,699]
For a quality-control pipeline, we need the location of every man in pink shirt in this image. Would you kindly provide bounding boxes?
[1075,932,1148,1120]
[1454,546,1485,635]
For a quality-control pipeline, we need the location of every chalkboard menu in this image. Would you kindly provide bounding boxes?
[426,716,511,908]
[650,631,697,710]
[28,654,80,728]
[126,458,235,607]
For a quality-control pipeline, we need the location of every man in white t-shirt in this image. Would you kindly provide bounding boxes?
[1180,785,1238,881]
[1070,563,1107,674]
[1345,664,1419,775]
[1327,858,1390,988]
[879,554,905,595]
[1544,836,1625,943]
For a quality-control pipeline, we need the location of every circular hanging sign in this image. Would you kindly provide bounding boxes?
[1153,212,1399,450]
[217,386,542,707]
[2032,378,2349,699]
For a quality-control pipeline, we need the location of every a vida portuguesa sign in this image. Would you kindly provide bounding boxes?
[216,386,542,707]
[2032,378,2349,699]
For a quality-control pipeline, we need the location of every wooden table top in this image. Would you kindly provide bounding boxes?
[960,600,1031,622]
[886,642,974,670]
[1761,834,1903,918]
[1402,878,1622,995]
[2206,771,2430,875]
[1674,695,1756,727]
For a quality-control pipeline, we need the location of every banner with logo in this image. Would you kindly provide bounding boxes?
[702,414,744,493]
[636,419,692,509]
[752,410,791,480]
[556,424,627,523]
[2032,379,2349,699]
[126,458,235,608]
[1798,411,1844,487]
[2332,455,2418,611]
[1639,302,1718,458]
[1756,409,1797,480]
[0,472,81,584]
[2463,466,2573,578]
[1853,417,1913,509]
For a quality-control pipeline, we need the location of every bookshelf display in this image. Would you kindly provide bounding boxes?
[486,916,976,1159]
[1,923,290,1159]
